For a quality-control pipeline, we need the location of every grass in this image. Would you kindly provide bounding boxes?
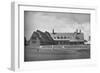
[24,45,90,62]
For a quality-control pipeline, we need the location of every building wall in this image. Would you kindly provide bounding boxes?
[50,32,84,42]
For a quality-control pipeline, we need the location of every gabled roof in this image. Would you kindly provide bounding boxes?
[50,32,84,41]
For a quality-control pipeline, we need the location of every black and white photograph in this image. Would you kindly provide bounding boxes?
[24,11,90,62]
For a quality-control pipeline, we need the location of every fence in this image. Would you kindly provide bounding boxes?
[39,44,90,49]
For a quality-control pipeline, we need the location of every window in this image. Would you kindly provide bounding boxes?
[54,37,56,39]
[64,36,66,39]
[57,36,60,39]
[32,41,36,43]
[61,36,63,39]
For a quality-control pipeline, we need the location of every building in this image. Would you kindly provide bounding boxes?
[29,29,85,46]
[50,29,85,45]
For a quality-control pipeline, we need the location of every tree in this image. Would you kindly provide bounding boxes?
[24,37,27,46]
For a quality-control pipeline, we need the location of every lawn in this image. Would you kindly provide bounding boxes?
[24,45,90,61]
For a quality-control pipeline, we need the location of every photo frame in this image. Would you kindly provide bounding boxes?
[11,2,97,71]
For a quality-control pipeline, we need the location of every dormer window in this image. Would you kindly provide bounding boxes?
[64,36,66,39]
[57,37,60,39]
[61,36,63,39]
[54,37,56,39]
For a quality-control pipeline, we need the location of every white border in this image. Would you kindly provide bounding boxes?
[11,2,97,71]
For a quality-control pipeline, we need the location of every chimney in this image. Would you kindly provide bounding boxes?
[52,29,55,34]
[76,29,78,33]
[79,29,81,33]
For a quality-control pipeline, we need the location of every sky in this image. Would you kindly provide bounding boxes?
[24,11,90,40]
